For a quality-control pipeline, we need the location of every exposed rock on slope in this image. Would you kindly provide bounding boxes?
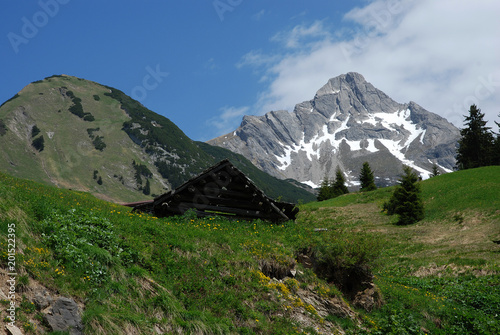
[0,75,314,203]
[208,72,460,188]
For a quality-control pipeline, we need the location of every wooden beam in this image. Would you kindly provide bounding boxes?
[174,202,290,221]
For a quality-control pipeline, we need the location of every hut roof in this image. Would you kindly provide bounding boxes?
[133,159,298,222]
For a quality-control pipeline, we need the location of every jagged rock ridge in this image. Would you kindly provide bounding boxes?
[208,72,460,188]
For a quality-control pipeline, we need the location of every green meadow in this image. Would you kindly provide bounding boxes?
[1,166,499,334]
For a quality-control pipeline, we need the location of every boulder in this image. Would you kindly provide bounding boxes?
[353,283,384,312]
[33,290,53,310]
[5,324,23,335]
[43,297,83,335]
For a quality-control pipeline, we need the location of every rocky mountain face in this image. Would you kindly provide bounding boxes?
[0,75,314,203]
[208,72,460,188]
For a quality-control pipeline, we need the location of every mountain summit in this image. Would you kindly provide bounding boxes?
[0,75,314,203]
[208,72,460,188]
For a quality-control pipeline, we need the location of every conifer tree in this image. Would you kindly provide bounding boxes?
[317,176,332,201]
[456,105,494,169]
[430,163,440,177]
[359,162,377,191]
[143,179,151,196]
[0,119,7,136]
[31,125,41,137]
[31,135,44,152]
[331,166,349,197]
[493,114,500,165]
[383,165,424,225]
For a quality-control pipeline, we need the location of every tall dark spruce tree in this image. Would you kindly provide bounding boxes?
[359,162,377,192]
[143,179,151,196]
[430,163,440,178]
[493,115,500,165]
[331,166,349,197]
[456,105,494,170]
[383,165,424,225]
[317,176,332,202]
[316,168,349,201]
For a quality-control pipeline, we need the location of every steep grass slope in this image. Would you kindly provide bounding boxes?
[0,171,351,334]
[0,75,315,204]
[301,166,500,334]
[0,167,498,334]
[0,75,186,202]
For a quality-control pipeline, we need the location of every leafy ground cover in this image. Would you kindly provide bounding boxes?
[0,171,352,334]
[300,166,500,334]
[0,166,499,334]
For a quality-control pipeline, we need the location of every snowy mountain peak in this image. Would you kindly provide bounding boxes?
[315,72,366,98]
[208,73,459,189]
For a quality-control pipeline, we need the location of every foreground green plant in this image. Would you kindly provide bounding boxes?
[40,209,137,286]
[1,167,499,334]
[383,165,424,225]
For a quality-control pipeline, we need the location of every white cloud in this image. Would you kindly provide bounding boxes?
[236,50,280,70]
[204,58,218,71]
[290,11,307,21]
[343,0,414,34]
[239,0,500,128]
[252,9,266,21]
[271,20,330,49]
[207,106,250,137]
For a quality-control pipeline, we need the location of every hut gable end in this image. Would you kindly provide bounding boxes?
[133,159,298,222]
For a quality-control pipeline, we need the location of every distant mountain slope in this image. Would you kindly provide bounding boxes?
[196,142,315,202]
[0,75,312,203]
[208,72,460,188]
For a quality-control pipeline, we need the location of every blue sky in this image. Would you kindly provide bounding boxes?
[1,1,499,141]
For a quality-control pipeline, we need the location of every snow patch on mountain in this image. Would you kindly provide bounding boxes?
[345,139,361,151]
[208,72,460,190]
[277,109,429,178]
[277,117,352,170]
[366,139,378,153]
[302,180,318,188]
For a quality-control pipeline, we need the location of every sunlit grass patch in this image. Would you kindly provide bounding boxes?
[1,167,499,334]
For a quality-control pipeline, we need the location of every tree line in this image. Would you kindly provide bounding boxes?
[317,162,424,225]
[316,104,499,226]
[317,162,377,202]
[456,104,500,170]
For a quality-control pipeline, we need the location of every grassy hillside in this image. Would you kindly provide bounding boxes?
[0,167,499,334]
[0,74,171,202]
[301,166,500,334]
[0,74,314,204]
[0,170,350,334]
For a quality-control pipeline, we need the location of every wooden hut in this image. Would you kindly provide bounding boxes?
[132,159,298,222]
